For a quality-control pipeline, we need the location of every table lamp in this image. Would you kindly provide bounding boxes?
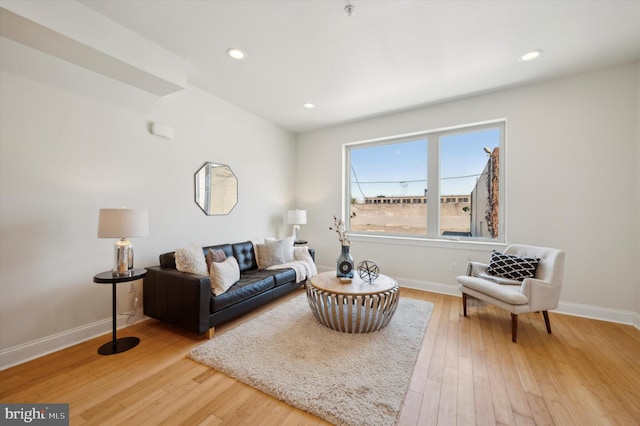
[287,209,307,244]
[98,208,149,276]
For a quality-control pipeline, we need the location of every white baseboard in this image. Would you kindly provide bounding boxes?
[398,277,460,296]
[0,310,146,371]
[554,301,636,325]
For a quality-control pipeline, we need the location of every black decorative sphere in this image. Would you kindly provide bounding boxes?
[357,259,380,283]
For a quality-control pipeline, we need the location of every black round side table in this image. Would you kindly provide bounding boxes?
[93,268,147,355]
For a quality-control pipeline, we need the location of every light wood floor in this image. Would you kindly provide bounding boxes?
[1,287,639,425]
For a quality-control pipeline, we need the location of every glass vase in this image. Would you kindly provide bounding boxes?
[336,245,354,278]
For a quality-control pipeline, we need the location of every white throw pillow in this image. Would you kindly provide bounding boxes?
[175,243,208,275]
[280,235,295,262]
[210,256,240,296]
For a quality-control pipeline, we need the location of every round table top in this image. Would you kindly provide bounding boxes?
[94,268,147,284]
[309,270,397,296]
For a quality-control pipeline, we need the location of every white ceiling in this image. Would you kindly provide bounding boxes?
[78,0,640,133]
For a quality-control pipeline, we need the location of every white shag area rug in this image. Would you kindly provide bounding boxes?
[189,293,433,426]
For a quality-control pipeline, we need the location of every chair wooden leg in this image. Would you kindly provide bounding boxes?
[542,310,552,334]
[462,292,468,317]
[511,313,518,343]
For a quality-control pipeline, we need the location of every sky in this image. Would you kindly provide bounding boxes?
[350,127,500,200]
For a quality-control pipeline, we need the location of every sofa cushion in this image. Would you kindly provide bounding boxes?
[210,271,275,312]
[231,241,258,272]
[272,268,296,286]
[458,275,528,305]
[486,250,540,281]
[476,272,523,286]
[209,256,240,296]
[159,251,177,269]
[175,243,208,275]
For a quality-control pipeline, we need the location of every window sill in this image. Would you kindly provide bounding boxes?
[349,233,507,252]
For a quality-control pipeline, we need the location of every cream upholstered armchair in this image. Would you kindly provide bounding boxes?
[457,244,565,343]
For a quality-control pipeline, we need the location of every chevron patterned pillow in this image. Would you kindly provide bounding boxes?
[486,250,540,281]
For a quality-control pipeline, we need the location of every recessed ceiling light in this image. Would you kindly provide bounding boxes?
[520,50,542,62]
[303,103,315,109]
[226,48,247,60]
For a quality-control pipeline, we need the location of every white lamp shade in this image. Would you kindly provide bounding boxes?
[98,208,149,238]
[287,209,307,225]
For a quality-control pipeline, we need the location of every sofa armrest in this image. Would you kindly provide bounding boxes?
[143,266,211,335]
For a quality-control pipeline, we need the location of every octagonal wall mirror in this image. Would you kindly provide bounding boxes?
[194,162,238,215]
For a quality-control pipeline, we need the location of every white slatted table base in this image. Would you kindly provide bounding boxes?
[306,283,400,333]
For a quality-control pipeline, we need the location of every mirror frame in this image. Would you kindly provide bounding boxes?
[194,162,238,215]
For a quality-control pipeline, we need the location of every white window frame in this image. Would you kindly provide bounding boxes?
[344,120,506,244]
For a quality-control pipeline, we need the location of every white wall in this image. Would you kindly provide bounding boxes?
[297,63,640,322]
[636,62,640,328]
[0,38,295,367]
[1,37,637,370]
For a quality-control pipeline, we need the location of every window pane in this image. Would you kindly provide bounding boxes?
[439,128,500,239]
[350,139,427,235]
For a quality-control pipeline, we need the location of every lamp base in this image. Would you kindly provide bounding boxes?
[98,336,140,355]
[113,238,134,277]
[292,225,302,244]
[111,270,135,278]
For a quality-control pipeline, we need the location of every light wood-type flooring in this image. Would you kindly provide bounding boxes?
[1,287,639,425]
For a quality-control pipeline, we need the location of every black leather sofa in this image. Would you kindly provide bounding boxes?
[143,241,313,337]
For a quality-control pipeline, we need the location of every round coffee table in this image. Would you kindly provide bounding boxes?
[306,271,400,333]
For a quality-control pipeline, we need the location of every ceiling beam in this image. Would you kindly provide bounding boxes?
[0,0,187,96]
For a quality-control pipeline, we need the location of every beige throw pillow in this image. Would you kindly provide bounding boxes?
[256,236,294,269]
[175,243,208,275]
[210,256,240,296]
